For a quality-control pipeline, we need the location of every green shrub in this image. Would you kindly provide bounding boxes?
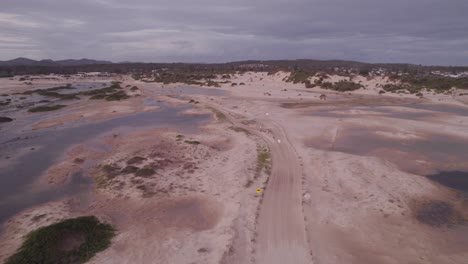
[207,107,226,120]
[184,140,201,145]
[393,74,468,92]
[5,216,115,264]
[286,71,312,84]
[135,166,155,177]
[256,147,271,175]
[321,82,333,89]
[28,105,66,112]
[21,85,76,96]
[121,165,139,174]
[304,80,316,88]
[105,91,130,101]
[330,80,363,91]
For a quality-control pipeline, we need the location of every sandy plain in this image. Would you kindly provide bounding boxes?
[1,72,468,263]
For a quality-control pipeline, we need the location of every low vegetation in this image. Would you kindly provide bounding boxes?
[121,165,138,174]
[318,80,363,91]
[5,216,115,264]
[256,147,271,175]
[135,166,156,177]
[19,85,79,100]
[0,100,11,106]
[386,74,468,94]
[397,74,468,91]
[83,82,129,101]
[101,164,121,179]
[288,69,336,88]
[414,200,465,227]
[137,71,229,87]
[20,84,75,95]
[20,82,130,102]
[28,104,66,112]
[286,70,313,84]
[0,116,13,122]
[229,126,251,135]
[207,106,226,120]
[184,140,201,145]
[126,156,147,165]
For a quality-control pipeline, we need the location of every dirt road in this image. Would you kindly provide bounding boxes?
[138,81,313,263]
[253,119,312,264]
[206,102,312,264]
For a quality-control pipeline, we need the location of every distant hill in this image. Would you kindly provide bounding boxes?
[1,58,467,77]
[0,57,112,67]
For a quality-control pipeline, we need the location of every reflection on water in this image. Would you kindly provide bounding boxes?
[0,103,210,224]
[160,86,226,96]
[427,171,468,193]
[308,125,468,175]
[0,171,92,224]
[405,103,468,116]
[311,106,436,120]
[311,103,468,119]
[307,102,468,192]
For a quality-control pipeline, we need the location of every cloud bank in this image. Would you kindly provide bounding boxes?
[1,0,467,65]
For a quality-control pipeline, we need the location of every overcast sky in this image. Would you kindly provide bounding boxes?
[1,0,467,65]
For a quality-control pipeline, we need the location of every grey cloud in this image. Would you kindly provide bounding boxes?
[0,0,467,65]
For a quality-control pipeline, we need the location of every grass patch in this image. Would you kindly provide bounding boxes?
[135,166,155,177]
[5,216,115,264]
[414,200,465,227]
[126,156,147,165]
[0,116,14,123]
[387,74,468,94]
[83,83,130,101]
[256,147,271,175]
[20,83,131,102]
[245,147,271,188]
[206,106,226,121]
[320,80,363,91]
[121,165,139,174]
[146,71,227,86]
[101,164,121,179]
[229,126,251,135]
[286,70,313,84]
[184,140,201,145]
[20,84,76,95]
[28,105,66,112]
[34,91,79,100]
[104,91,130,101]
[280,102,319,109]
[20,85,79,99]
[73,158,84,164]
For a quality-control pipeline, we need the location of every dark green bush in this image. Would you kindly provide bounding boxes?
[5,216,115,264]
[330,80,363,91]
[28,105,66,112]
[135,166,155,177]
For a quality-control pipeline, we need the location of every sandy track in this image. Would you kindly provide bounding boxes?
[207,103,312,264]
[254,119,312,264]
